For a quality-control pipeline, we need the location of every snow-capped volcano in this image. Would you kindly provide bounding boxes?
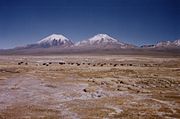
[75,34,133,48]
[37,34,73,47]
[13,33,136,50]
[86,34,119,44]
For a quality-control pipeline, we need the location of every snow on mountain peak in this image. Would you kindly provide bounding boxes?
[88,34,118,43]
[38,34,70,44]
[156,41,172,47]
[173,39,180,46]
[155,39,180,48]
[75,33,124,46]
[36,34,73,48]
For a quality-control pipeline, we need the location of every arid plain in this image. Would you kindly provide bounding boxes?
[0,55,179,119]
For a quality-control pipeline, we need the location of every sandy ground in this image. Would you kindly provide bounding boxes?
[0,55,179,119]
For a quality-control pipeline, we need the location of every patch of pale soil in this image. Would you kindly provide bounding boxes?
[0,75,131,118]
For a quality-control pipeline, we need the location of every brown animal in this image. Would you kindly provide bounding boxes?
[18,61,24,65]
[59,62,65,65]
[144,64,148,67]
[83,89,87,92]
[76,63,80,66]
[114,64,118,67]
[120,64,124,66]
[127,64,132,66]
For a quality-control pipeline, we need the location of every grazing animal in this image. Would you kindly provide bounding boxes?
[93,64,96,66]
[83,89,87,92]
[18,62,24,65]
[76,63,80,66]
[88,63,91,65]
[49,62,52,64]
[43,63,46,65]
[144,64,148,67]
[25,63,28,65]
[59,62,65,65]
[100,64,104,67]
[153,64,157,66]
[114,64,118,67]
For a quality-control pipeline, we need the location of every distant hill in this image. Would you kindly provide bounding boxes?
[140,39,180,49]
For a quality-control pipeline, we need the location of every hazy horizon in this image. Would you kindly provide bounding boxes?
[0,0,180,49]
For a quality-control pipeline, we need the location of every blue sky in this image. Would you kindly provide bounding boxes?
[0,0,179,48]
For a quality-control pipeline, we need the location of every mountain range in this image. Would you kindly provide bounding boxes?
[141,40,180,48]
[15,33,136,49]
[0,33,179,55]
[19,33,180,49]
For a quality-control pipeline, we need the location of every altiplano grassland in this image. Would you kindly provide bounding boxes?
[0,55,179,119]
